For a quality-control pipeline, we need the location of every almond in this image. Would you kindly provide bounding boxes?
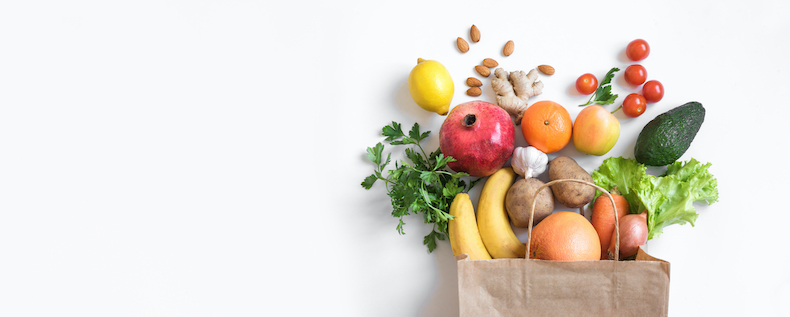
[503,40,515,56]
[538,65,555,75]
[470,25,480,43]
[457,37,469,53]
[467,87,482,97]
[466,77,483,87]
[482,58,498,68]
[475,65,491,77]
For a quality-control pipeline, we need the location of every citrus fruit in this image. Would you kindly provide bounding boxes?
[520,101,572,153]
[529,211,600,261]
[408,58,454,115]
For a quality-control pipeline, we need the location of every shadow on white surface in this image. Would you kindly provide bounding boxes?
[419,246,460,317]
[617,48,631,64]
[566,82,585,98]
[622,134,638,160]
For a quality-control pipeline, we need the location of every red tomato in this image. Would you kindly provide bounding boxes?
[622,93,647,117]
[626,39,650,61]
[624,64,647,86]
[576,73,598,95]
[642,80,664,103]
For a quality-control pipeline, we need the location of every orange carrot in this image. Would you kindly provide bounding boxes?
[590,191,630,260]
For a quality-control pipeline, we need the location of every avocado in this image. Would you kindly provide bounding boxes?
[634,102,705,166]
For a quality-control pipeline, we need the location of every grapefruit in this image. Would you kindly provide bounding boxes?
[528,211,600,261]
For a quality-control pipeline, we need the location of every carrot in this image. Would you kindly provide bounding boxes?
[590,189,630,260]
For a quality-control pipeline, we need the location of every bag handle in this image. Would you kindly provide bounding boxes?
[525,179,620,261]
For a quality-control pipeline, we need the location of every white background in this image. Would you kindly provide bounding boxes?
[1,1,788,316]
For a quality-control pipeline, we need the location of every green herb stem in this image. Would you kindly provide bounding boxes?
[362,121,480,253]
[578,67,620,107]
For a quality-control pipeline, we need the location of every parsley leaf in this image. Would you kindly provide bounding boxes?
[467,177,483,191]
[361,174,378,189]
[362,121,481,253]
[423,230,444,252]
[380,153,391,171]
[382,121,404,140]
[419,171,439,184]
[396,219,406,235]
[579,67,620,107]
[366,142,384,165]
[600,67,618,86]
[432,153,455,171]
[408,123,428,142]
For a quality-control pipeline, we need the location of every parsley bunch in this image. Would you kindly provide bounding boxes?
[362,122,480,252]
[579,67,620,107]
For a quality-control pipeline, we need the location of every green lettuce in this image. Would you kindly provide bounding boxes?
[591,156,647,214]
[592,157,719,240]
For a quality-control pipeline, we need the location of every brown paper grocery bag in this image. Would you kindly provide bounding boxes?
[456,248,670,316]
[455,179,670,316]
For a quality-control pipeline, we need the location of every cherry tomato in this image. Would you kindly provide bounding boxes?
[624,64,647,86]
[642,80,664,103]
[626,39,650,61]
[622,93,647,117]
[575,73,598,95]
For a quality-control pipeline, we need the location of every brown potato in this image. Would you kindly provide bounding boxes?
[505,178,554,228]
[548,156,595,208]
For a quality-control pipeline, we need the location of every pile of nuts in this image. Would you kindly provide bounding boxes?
[456,25,555,97]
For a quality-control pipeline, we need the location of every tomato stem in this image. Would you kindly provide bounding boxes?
[611,105,623,114]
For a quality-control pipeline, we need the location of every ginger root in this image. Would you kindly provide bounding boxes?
[491,68,544,124]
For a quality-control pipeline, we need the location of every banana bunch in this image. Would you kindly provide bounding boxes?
[449,167,526,260]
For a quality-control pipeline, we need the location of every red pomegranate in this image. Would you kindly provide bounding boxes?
[439,101,515,177]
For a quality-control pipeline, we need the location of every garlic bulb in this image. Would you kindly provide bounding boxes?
[511,146,548,178]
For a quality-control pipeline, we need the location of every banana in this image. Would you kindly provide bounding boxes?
[477,167,526,258]
[448,193,492,260]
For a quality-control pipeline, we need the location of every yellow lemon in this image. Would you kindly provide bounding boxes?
[408,58,454,115]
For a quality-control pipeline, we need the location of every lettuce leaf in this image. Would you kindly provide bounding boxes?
[591,157,647,213]
[592,157,719,240]
[664,159,719,205]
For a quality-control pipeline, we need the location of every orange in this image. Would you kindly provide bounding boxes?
[520,101,572,153]
[528,211,600,261]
